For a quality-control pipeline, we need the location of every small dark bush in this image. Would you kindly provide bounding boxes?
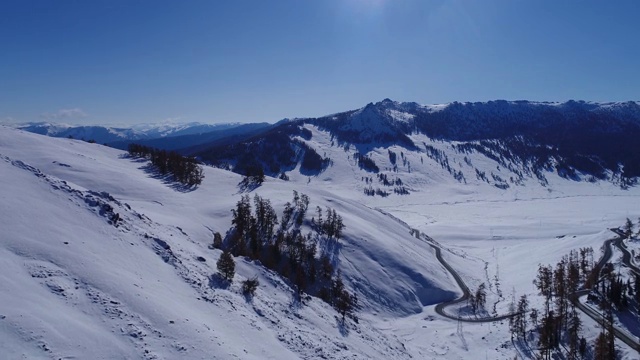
[242,277,260,296]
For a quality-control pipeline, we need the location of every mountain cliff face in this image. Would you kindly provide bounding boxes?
[195,99,640,188]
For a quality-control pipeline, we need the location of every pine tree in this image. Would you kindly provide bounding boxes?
[579,337,587,359]
[539,310,555,360]
[475,283,487,312]
[335,288,355,323]
[315,206,323,234]
[230,195,253,255]
[508,293,517,339]
[567,306,582,360]
[212,232,223,249]
[242,277,259,296]
[624,217,633,237]
[593,302,616,360]
[217,250,235,282]
[331,271,355,322]
[529,308,538,331]
[320,254,333,280]
[594,332,608,360]
[516,295,529,339]
[295,193,309,226]
[468,294,477,315]
[534,264,553,314]
[554,259,568,327]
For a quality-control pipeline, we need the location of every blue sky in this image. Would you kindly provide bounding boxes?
[1,0,638,125]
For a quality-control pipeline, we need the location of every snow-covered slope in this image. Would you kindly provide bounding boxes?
[0,126,455,359]
[200,99,640,187]
[2,123,639,359]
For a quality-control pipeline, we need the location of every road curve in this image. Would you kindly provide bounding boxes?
[425,241,516,323]
[610,229,640,276]
[426,225,640,351]
[566,230,640,352]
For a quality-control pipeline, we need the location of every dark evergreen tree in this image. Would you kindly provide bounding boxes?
[553,259,568,327]
[624,217,633,237]
[594,332,608,360]
[534,264,553,314]
[468,294,477,315]
[538,310,555,360]
[217,250,235,282]
[242,277,259,296]
[475,283,487,312]
[529,308,538,331]
[230,195,252,255]
[579,337,587,359]
[516,295,529,339]
[213,232,223,249]
[567,306,582,360]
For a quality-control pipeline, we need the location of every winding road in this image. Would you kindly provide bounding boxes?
[610,229,640,276]
[424,227,640,352]
[419,236,517,323]
[567,230,640,352]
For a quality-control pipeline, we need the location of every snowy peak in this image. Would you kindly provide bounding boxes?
[340,102,401,138]
[311,100,415,147]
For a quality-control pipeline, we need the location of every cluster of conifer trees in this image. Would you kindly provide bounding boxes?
[128,144,204,186]
[502,247,608,359]
[526,248,595,359]
[595,264,640,310]
[520,222,640,359]
[354,152,379,173]
[467,283,487,314]
[215,191,355,320]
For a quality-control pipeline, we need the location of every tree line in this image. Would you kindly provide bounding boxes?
[521,220,640,360]
[214,191,355,321]
[495,248,595,359]
[128,144,204,186]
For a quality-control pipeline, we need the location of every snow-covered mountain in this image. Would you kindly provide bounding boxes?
[16,121,251,145]
[5,97,640,359]
[198,99,640,190]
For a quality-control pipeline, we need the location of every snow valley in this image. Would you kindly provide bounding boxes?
[2,99,640,359]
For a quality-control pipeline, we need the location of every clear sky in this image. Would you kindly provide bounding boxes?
[1,0,639,125]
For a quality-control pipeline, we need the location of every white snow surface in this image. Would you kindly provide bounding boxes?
[1,125,639,359]
[0,127,450,359]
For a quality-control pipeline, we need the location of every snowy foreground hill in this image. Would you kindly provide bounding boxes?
[1,125,640,359]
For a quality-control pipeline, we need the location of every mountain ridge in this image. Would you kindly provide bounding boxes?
[194,99,640,188]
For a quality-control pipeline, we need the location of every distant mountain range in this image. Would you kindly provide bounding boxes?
[17,99,640,189]
[16,121,271,151]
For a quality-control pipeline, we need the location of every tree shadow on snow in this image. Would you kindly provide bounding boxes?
[289,293,304,311]
[208,273,231,290]
[512,337,535,360]
[318,237,342,266]
[336,316,350,337]
[119,153,148,163]
[138,163,198,193]
[120,154,199,193]
[237,178,261,193]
